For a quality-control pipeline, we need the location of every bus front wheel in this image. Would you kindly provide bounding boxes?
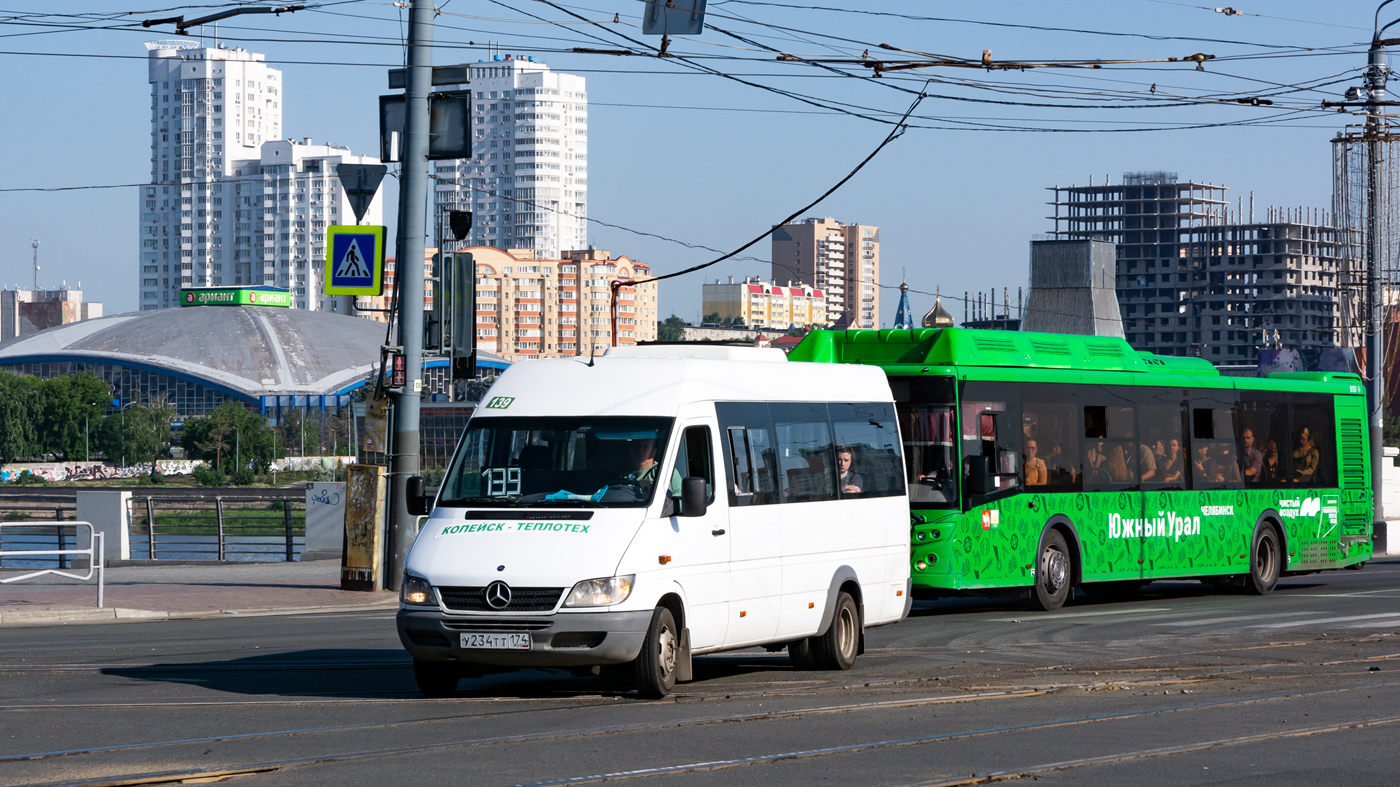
[1246,523,1281,595]
[1029,529,1073,611]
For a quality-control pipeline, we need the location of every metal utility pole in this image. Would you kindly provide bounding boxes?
[31,238,39,290]
[387,0,435,593]
[1366,2,1395,530]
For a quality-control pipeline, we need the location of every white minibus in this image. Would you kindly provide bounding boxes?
[397,345,912,698]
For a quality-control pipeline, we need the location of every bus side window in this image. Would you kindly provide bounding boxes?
[1083,402,1138,489]
[1191,406,1242,490]
[1289,393,1333,488]
[1238,392,1289,488]
[960,386,1020,500]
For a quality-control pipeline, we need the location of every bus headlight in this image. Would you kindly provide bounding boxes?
[401,574,436,606]
[564,575,634,607]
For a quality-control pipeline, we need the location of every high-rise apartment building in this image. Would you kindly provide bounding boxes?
[1049,172,1344,363]
[141,41,281,310]
[701,276,829,330]
[432,56,588,259]
[468,246,656,361]
[140,42,381,313]
[771,217,880,329]
[226,140,383,311]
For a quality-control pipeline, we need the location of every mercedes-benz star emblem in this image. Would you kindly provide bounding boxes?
[485,581,512,610]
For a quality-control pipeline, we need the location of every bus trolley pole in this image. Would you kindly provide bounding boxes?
[386,0,434,593]
[1365,12,1390,538]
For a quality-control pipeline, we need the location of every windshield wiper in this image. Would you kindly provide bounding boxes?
[440,496,524,506]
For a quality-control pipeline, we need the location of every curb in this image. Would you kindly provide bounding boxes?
[0,597,398,627]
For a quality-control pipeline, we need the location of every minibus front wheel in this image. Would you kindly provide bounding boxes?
[634,607,680,699]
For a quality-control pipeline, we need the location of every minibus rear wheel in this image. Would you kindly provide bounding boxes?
[811,592,860,670]
[413,659,460,698]
[788,638,816,670]
[634,607,680,699]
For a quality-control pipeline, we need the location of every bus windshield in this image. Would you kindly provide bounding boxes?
[438,416,674,507]
[900,405,958,507]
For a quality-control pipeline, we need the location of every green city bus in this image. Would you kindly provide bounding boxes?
[790,327,1374,610]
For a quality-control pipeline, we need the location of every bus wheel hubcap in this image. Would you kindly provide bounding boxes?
[1045,549,1068,591]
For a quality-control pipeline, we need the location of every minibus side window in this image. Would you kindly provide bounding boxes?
[829,402,906,499]
[673,425,716,503]
[771,402,838,504]
[717,402,780,506]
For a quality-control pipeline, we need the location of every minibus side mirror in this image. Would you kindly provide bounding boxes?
[406,475,431,516]
[680,476,708,518]
[963,455,990,496]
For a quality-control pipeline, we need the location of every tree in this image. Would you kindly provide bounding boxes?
[199,421,234,472]
[702,312,721,325]
[183,401,275,472]
[96,392,174,467]
[0,370,43,465]
[657,315,687,342]
[40,372,109,461]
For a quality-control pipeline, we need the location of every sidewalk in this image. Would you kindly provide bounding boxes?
[0,559,397,626]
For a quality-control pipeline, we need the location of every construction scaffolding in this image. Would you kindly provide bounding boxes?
[1331,124,1400,349]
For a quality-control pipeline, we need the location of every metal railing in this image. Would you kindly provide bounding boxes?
[128,495,306,562]
[0,523,104,608]
[0,495,79,568]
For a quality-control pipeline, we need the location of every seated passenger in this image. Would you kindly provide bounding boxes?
[836,445,863,495]
[1242,428,1264,485]
[1139,442,1157,482]
[1162,438,1184,484]
[1025,439,1048,485]
[1107,445,1132,483]
[1293,427,1319,483]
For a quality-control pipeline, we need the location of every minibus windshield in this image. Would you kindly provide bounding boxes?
[438,416,675,507]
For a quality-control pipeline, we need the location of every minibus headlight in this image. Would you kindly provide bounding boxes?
[401,574,436,606]
[564,575,634,607]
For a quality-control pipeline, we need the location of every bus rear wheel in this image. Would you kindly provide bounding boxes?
[1029,530,1073,611]
[1245,524,1281,595]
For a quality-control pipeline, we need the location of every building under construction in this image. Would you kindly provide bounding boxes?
[1048,172,1347,364]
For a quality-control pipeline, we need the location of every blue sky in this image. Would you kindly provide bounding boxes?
[0,1,1381,323]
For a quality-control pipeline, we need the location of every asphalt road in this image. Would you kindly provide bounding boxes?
[4,559,1400,787]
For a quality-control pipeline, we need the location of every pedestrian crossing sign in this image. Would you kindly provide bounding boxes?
[325,225,386,295]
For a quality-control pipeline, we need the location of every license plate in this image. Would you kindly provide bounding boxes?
[460,632,532,650]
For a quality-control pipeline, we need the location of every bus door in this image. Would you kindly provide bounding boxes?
[1082,395,1144,582]
[1138,389,1193,580]
[959,382,1022,586]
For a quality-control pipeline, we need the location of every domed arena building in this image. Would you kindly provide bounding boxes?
[0,295,506,420]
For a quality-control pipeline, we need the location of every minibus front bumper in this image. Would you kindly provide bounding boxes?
[397,608,653,667]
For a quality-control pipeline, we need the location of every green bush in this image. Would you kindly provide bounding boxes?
[148,470,166,485]
[192,464,226,487]
[234,468,255,486]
